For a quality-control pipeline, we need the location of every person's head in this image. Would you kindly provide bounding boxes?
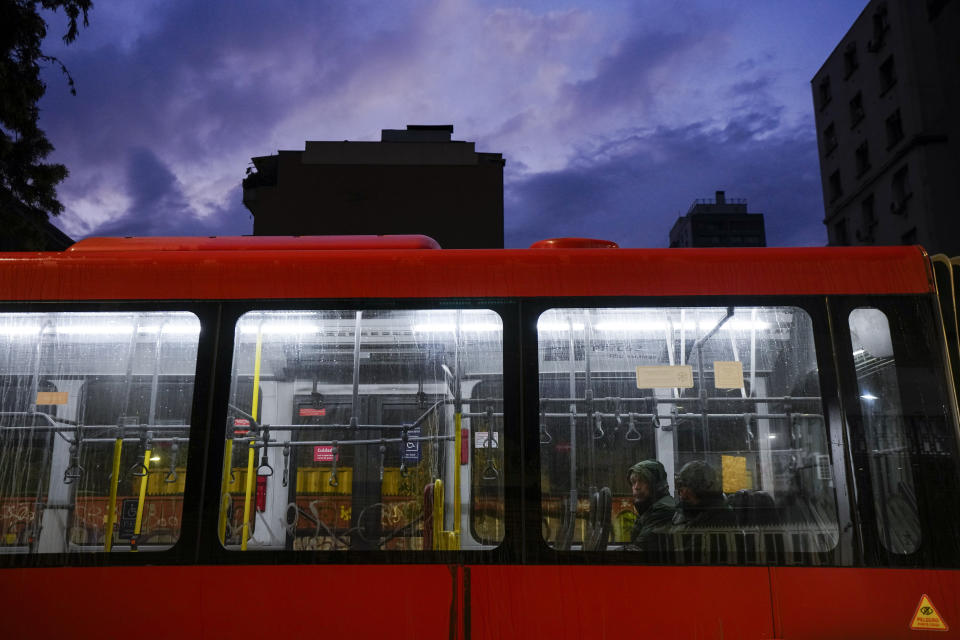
[676,460,721,506]
[627,459,669,505]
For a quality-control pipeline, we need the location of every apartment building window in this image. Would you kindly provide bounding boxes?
[855,142,871,177]
[869,3,890,51]
[901,227,917,245]
[834,219,850,245]
[858,195,876,243]
[829,170,843,203]
[849,92,865,128]
[844,42,859,78]
[819,76,832,110]
[891,165,912,214]
[885,109,904,148]
[823,122,838,155]
[880,56,897,94]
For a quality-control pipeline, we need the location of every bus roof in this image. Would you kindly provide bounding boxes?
[0,239,934,301]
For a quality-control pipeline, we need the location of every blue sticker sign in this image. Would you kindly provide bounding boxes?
[118,498,139,540]
[403,427,422,463]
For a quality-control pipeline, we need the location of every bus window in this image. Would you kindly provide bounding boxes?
[0,312,200,553]
[848,308,921,554]
[220,309,503,552]
[537,307,839,563]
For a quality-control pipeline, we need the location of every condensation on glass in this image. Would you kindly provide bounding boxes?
[848,308,921,554]
[537,307,839,563]
[220,310,503,552]
[0,312,200,554]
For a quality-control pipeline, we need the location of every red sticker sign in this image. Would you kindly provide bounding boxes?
[299,407,327,417]
[314,446,336,462]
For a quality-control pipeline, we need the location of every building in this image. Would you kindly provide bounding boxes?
[242,125,505,249]
[812,0,960,254]
[668,191,767,248]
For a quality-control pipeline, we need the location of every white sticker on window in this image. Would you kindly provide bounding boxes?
[714,361,744,389]
[635,365,694,389]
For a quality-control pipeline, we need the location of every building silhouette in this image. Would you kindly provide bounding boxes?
[242,125,505,249]
[812,0,960,254]
[669,191,766,248]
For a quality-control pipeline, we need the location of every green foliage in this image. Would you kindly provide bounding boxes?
[0,0,91,248]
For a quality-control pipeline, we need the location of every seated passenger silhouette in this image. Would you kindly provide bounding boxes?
[672,461,736,530]
[625,459,675,552]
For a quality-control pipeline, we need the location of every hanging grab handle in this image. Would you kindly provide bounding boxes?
[482,406,499,481]
[129,430,153,477]
[593,412,605,440]
[379,439,387,482]
[257,428,273,476]
[539,406,552,444]
[612,398,622,439]
[328,442,339,487]
[63,442,84,484]
[399,426,410,478]
[281,444,291,488]
[164,442,179,483]
[624,413,642,441]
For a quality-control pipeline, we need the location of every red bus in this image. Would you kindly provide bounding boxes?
[1,235,959,639]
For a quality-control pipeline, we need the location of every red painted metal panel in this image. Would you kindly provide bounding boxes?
[771,567,960,639]
[469,565,776,640]
[0,565,453,639]
[0,246,934,301]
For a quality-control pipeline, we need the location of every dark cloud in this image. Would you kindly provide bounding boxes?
[40,1,423,160]
[89,148,250,236]
[729,76,773,96]
[37,0,426,238]
[564,30,705,118]
[505,114,826,249]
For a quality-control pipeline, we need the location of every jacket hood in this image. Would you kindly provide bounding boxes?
[627,459,670,499]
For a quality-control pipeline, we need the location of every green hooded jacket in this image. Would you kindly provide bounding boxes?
[627,459,676,551]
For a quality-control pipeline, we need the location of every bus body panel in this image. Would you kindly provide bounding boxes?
[771,567,960,638]
[469,564,775,639]
[0,565,454,639]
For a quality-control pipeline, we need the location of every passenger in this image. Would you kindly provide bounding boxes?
[672,460,736,529]
[625,459,675,551]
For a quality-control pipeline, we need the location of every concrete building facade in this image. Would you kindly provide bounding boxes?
[812,0,960,254]
[242,125,505,249]
[669,191,767,248]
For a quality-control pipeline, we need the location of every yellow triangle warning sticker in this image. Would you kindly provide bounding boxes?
[910,594,949,631]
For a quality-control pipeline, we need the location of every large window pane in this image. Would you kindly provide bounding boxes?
[848,308,920,554]
[0,312,200,554]
[537,307,838,563]
[220,309,503,552]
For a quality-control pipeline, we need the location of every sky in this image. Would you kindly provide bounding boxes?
[36,0,869,248]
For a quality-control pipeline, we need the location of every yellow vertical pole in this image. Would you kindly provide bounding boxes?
[104,437,123,552]
[218,438,233,544]
[452,413,462,549]
[433,479,444,550]
[240,330,263,551]
[131,448,151,552]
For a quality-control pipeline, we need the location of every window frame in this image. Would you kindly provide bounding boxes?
[0,300,217,570]
[829,294,960,569]
[196,298,521,568]
[520,295,857,567]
